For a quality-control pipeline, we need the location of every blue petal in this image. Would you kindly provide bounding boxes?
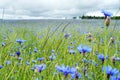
[98,54,104,60]
[115,57,120,61]
[83,46,92,52]
[110,76,117,80]
[106,66,112,75]
[0,65,3,69]
[77,45,83,52]
[102,66,112,75]
[117,73,120,79]
[6,61,11,65]
[102,10,113,17]
[71,72,82,79]
[70,67,77,74]
[111,68,119,75]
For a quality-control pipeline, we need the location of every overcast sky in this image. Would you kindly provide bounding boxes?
[0,0,120,19]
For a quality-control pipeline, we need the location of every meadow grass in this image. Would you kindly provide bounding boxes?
[0,19,120,80]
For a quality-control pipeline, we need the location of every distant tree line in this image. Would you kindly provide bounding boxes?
[72,15,120,19]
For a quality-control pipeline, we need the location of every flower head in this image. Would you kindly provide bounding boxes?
[2,42,6,46]
[77,44,92,53]
[16,51,20,57]
[102,10,113,17]
[115,57,120,61]
[102,66,119,79]
[56,65,71,76]
[109,73,120,80]
[0,65,3,69]
[6,60,11,65]
[10,53,15,56]
[35,64,46,73]
[98,54,108,63]
[71,72,82,79]
[64,33,71,39]
[98,54,104,61]
[49,54,56,60]
[16,39,26,44]
[68,49,75,54]
[51,50,55,53]
[56,64,82,79]
[56,65,78,77]
[117,74,120,80]
[34,47,38,53]
[37,58,44,61]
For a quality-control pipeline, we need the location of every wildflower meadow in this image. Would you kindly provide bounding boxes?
[0,11,120,80]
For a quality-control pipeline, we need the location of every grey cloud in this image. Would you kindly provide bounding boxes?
[0,0,120,19]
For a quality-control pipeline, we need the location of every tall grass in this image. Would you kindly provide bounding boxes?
[0,19,120,80]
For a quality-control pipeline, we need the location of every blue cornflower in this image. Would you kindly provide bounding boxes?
[56,64,83,79]
[56,65,79,78]
[98,54,108,61]
[110,75,117,80]
[69,50,75,54]
[35,64,46,73]
[115,57,120,61]
[102,66,119,79]
[56,65,71,76]
[16,39,26,44]
[70,67,82,79]
[110,73,120,80]
[6,61,11,65]
[0,65,3,69]
[71,71,82,79]
[64,33,71,39]
[102,10,113,17]
[34,47,38,53]
[38,58,44,61]
[77,44,92,54]
[98,54,108,63]
[16,51,20,57]
[2,42,6,46]
[116,73,120,80]
[51,50,55,53]
[49,54,56,60]
[10,53,15,56]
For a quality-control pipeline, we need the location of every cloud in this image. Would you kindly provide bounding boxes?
[0,0,120,19]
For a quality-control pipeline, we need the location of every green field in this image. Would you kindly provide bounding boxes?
[0,19,120,80]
